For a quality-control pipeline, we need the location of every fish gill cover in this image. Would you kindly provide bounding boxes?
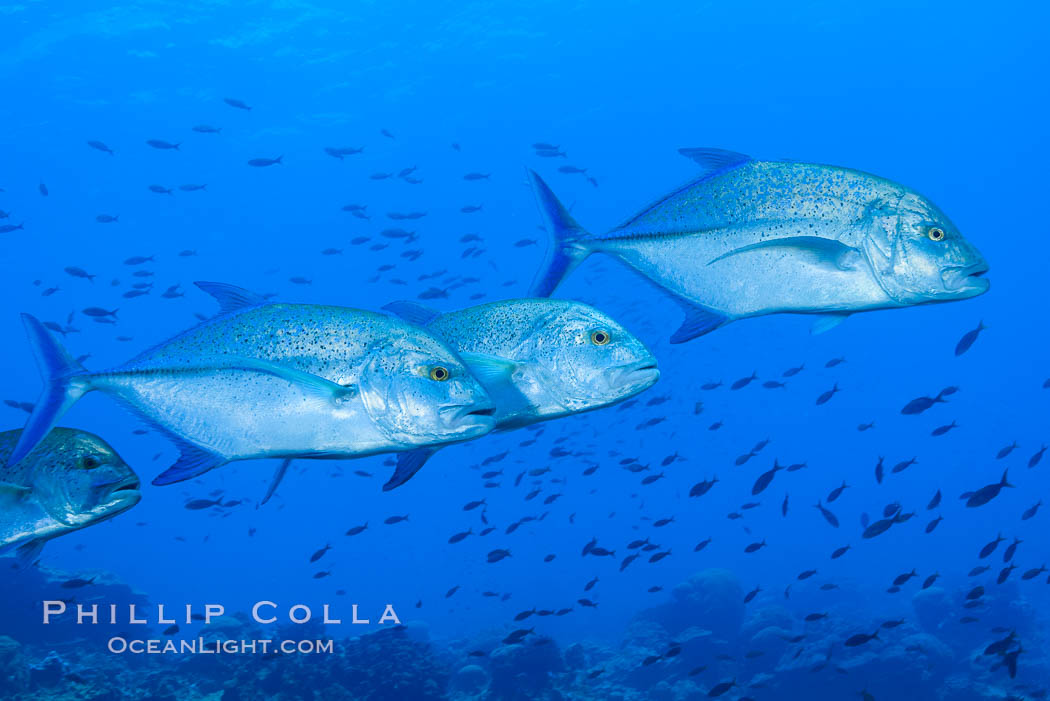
[0,1,1046,700]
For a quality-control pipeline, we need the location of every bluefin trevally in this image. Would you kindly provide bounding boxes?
[529,148,990,342]
[8,282,496,486]
[379,298,660,489]
[1,427,140,566]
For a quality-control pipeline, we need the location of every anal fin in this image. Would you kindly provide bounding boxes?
[152,439,226,486]
[670,299,729,344]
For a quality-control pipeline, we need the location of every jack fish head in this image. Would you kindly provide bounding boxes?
[514,302,660,414]
[862,190,989,306]
[29,429,141,528]
[358,331,496,445]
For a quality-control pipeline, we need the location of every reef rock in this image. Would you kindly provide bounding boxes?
[635,569,744,639]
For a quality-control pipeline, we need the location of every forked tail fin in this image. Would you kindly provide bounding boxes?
[8,314,92,466]
[527,170,592,296]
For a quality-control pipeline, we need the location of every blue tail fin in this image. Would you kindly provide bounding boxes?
[527,170,592,296]
[8,314,91,466]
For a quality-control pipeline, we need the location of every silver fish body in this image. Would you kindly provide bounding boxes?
[8,283,496,486]
[530,148,989,342]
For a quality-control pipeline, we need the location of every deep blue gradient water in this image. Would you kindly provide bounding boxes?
[1,1,1048,699]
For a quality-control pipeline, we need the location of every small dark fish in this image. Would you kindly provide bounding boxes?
[954,321,985,356]
[248,156,282,167]
[384,515,409,524]
[60,577,96,589]
[965,470,1013,508]
[487,549,512,563]
[892,569,917,586]
[146,139,180,150]
[448,529,472,544]
[814,500,839,528]
[900,388,951,415]
[1028,445,1047,468]
[892,457,918,474]
[827,481,849,503]
[996,441,1019,459]
[844,631,879,647]
[731,372,757,390]
[184,499,221,510]
[707,680,736,697]
[1021,501,1041,520]
[310,544,332,563]
[87,140,114,154]
[224,97,252,110]
[816,384,840,405]
[931,421,957,436]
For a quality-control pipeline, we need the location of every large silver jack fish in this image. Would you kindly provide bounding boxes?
[529,148,990,342]
[263,298,660,499]
[7,283,496,486]
[1,427,140,567]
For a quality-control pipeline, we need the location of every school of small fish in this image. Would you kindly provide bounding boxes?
[6,104,1036,698]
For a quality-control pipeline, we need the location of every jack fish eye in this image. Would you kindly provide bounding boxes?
[927,226,945,242]
[590,330,611,346]
[429,366,450,382]
[79,455,101,469]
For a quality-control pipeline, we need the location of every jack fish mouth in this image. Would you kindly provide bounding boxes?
[941,262,990,297]
[441,403,497,434]
[607,359,661,393]
[111,475,141,496]
[101,476,142,511]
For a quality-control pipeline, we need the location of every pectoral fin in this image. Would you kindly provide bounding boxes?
[460,353,518,388]
[261,458,293,506]
[384,447,441,491]
[0,482,31,502]
[811,313,851,335]
[708,236,861,271]
[12,539,45,568]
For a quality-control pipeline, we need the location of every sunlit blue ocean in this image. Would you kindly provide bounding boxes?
[0,1,1047,699]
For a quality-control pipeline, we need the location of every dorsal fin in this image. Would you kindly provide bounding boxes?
[194,281,267,315]
[382,301,441,326]
[677,147,751,175]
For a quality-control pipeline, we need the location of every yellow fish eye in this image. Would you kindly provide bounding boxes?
[927,227,945,241]
[429,366,450,381]
[590,330,611,346]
